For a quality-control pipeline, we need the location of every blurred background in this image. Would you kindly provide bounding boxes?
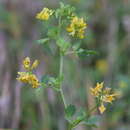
[0,0,130,130]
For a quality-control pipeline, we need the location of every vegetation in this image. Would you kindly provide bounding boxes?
[0,0,130,130]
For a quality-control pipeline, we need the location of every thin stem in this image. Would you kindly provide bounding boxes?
[59,53,67,108]
[58,16,62,36]
[57,15,67,108]
[59,53,63,77]
[68,124,73,130]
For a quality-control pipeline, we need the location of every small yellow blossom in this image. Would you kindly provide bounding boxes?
[17,72,30,83]
[90,82,117,114]
[28,74,41,88]
[31,60,39,70]
[66,16,87,39]
[23,57,30,70]
[90,82,104,97]
[23,57,39,71]
[99,104,106,114]
[36,8,53,20]
[17,57,40,88]
[103,94,115,103]
[17,73,40,88]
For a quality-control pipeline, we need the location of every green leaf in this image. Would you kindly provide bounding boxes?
[55,2,75,19]
[41,75,61,91]
[82,115,101,128]
[36,38,50,44]
[47,27,59,39]
[41,75,50,87]
[65,104,76,118]
[56,38,70,53]
[60,2,65,8]
[77,49,98,57]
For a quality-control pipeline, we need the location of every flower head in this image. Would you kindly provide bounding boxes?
[17,73,40,88]
[66,16,87,39]
[17,57,40,88]
[90,82,117,114]
[17,72,30,83]
[36,8,53,20]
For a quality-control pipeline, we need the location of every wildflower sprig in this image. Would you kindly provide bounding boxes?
[91,82,117,114]
[17,2,119,130]
[35,2,96,58]
[35,3,114,129]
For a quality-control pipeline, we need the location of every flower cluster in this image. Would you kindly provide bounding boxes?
[36,8,53,20]
[90,82,117,114]
[17,57,40,88]
[66,16,87,39]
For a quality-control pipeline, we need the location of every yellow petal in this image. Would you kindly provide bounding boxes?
[31,60,39,70]
[36,8,53,21]
[99,104,106,114]
[23,57,31,70]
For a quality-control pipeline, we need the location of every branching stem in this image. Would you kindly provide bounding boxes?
[59,53,67,108]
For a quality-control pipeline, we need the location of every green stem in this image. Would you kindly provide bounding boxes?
[68,124,73,130]
[59,53,67,108]
[58,16,62,36]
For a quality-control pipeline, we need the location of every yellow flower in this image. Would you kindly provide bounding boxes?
[32,80,41,88]
[99,104,106,114]
[16,72,30,83]
[31,60,39,70]
[66,16,87,39]
[90,82,104,97]
[17,57,40,88]
[22,57,39,71]
[91,82,117,114]
[103,94,116,103]
[23,57,30,70]
[36,8,53,20]
[17,72,40,88]
[28,74,41,88]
